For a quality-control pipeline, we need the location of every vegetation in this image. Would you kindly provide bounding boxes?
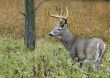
[0,0,110,43]
[0,36,110,78]
[81,0,110,1]
[0,0,110,78]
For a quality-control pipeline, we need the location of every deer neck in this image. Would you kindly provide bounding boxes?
[60,29,75,51]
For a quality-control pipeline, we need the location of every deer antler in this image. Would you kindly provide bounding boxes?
[65,7,68,19]
[48,7,69,19]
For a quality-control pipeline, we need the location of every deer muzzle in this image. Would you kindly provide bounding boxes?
[48,32,54,36]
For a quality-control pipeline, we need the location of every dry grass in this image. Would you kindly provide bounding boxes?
[0,1,110,77]
[0,0,110,43]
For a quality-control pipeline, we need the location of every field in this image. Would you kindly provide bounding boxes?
[0,36,110,78]
[0,0,110,41]
[0,0,110,78]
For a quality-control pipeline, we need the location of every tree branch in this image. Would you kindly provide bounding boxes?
[35,0,47,11]
[19,11,25,17]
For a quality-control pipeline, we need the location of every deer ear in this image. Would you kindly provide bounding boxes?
[62,24,68,28]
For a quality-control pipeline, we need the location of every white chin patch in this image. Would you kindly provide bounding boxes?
[58,36,61,39]
[50,32,55,36]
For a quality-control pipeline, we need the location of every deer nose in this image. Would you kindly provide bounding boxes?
[48,33,51,35]
[48,32,54,36]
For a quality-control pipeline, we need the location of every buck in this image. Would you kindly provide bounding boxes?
[48,7,106,69]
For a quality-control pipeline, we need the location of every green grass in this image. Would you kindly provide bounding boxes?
[0,36,110,78]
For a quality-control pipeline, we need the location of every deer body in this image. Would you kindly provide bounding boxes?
[48,7,106,69]
[59,29,105,64]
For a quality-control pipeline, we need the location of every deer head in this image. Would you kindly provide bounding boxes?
[48,7,69,36]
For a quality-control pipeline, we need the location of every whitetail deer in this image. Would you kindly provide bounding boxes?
[48,7,106,69]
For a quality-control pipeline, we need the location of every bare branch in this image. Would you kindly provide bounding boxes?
[35,0,47,11]
[19,11,25,17]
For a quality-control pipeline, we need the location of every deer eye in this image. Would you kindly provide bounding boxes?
[58,29,61,30]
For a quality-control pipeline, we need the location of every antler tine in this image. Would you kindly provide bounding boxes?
[65,7,69,19]
[60,8,63,16]
[48,12,64,18]
[48,7,68,19]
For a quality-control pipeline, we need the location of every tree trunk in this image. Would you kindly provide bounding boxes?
[24,0,36,50]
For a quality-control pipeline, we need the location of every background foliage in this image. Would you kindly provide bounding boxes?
[0,0,110,43]
[0,0,110,78]
[0,36,110,78]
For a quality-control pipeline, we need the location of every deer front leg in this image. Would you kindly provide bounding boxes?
[69,51,78,64]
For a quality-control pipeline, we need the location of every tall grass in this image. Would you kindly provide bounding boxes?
[0,0,110,43]
[0,1,110,77]
[0,36,110,78]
